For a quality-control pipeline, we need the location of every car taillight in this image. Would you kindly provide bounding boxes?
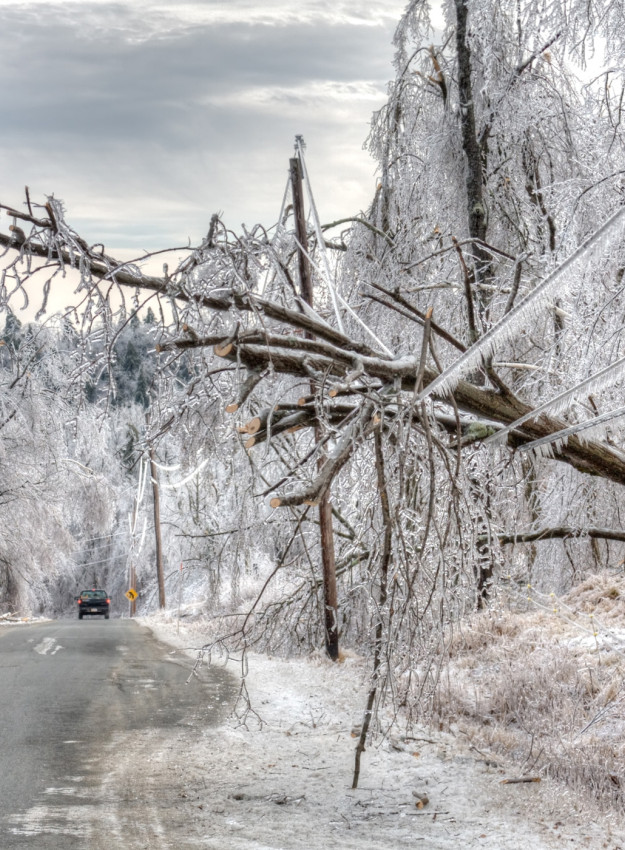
[77,599,81,604]
[106,599,110,604]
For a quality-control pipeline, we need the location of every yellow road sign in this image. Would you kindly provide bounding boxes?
[125,588,138,601]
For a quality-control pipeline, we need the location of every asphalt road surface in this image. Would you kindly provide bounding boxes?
[0,619,236,848]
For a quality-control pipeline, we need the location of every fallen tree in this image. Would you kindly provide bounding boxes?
[4,214,625,497]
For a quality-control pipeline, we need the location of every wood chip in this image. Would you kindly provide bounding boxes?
[214,341,233,357]
[245,416,262,435]
[412,791,429,808]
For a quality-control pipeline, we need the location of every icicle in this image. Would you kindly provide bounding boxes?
[532,442,556,460]
[418,206,625,401]
[518,404,625,453]
[485,353,625,446]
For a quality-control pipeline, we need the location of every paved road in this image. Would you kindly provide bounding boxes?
[0,619,236,848]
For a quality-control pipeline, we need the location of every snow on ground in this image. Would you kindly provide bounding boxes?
[120,614,625,850]
[434,574,625,817]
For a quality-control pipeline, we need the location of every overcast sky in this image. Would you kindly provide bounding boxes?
[0,0,406,256]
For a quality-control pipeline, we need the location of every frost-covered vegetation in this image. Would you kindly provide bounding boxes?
[1,0,625,808]
[437,573,625,808]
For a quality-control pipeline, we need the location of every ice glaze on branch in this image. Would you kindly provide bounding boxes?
[4,204,625,491]
[162,320,625,487]
[269,402,376,508]
[0,225,387,362]
[493,527,625,545]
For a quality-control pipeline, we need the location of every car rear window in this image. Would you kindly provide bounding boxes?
[81,591,108,599]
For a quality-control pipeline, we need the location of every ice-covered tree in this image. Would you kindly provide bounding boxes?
[2,1,625,729]
[0,319,121,614]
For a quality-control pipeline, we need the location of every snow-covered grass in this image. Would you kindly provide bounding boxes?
[435,573,625,812]
[132,602,625,850]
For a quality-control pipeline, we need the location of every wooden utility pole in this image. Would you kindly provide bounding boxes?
[128,493,139,617]
[290,156,314,306]
[129,564,137,617]
[149,448,166,609]
[289,152,340,661]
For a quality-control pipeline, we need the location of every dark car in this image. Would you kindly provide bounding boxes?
[76,589,110,619]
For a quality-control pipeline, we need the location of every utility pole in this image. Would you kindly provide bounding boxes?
[128,464,142,618]
[149,448,166,609]
[289,148,340,661]
[290,154,314,306]
[129,502,137,618]
[130,564,137,616]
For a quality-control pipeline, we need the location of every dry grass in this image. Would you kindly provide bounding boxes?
[434,573,625,810]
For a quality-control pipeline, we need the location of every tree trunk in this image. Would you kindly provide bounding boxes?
[454,0,490,287]
[319,491,339,660]
[352,427,392,788]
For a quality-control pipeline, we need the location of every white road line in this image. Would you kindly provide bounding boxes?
[34,637,63,656]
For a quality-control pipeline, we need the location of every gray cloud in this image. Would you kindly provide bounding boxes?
[1,1,402,251]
